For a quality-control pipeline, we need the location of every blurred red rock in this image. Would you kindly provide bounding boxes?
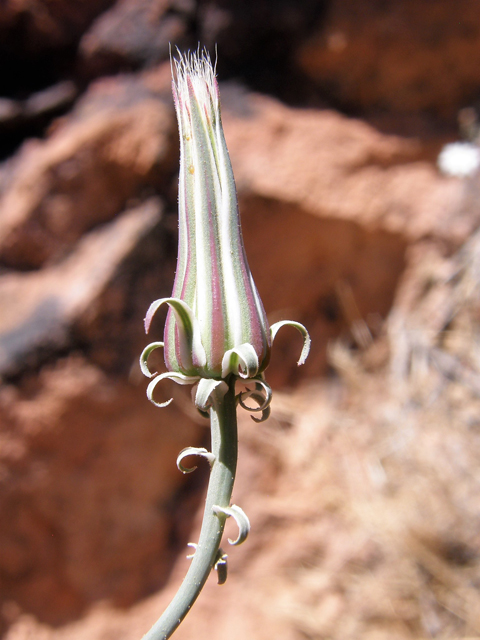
[297,0,480,115]
[0,0,115,50]
[221,91,479,382]
[0,72,176,269]
[79,0,188,77]
[0,355,202,625]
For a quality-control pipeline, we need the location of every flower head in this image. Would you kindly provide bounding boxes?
[141,49,309,415]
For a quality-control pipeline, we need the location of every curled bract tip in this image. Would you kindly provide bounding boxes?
[147,371,200,408]
[222,343,260,379]
[139,341,164,378]
[238,378,272,423]
[270,320,311,366]
[212,504,250,546]
[214,548,228,585]
[194,378,229,412]
[176,447,216,473]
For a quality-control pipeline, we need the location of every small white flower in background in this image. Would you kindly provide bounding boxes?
[437,141,480,177]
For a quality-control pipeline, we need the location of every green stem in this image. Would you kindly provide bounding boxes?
[143,378,238,640]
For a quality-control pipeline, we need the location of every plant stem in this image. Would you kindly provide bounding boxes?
[143,378,238,640]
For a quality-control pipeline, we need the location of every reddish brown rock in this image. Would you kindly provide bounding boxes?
[0,139,203,631]
[0,0,114,51]
[223,93,468,242]
[297,0,480,116]
[0,355,203,627]
[79,0,188,76]
[0,70,176,270]
[220,90,478,382]
[0,198,164,377]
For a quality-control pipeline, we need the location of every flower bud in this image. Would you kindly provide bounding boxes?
[142,50,310,412]
[146,51,270,379]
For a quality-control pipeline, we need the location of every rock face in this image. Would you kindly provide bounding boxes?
[221,91,473,382]
[0,0,115,99]
[79,0,189,77]
[0,357,198,625]
[224,95,465,241]
[0,72,176,269]
[0,0,114,50]
[0,200,163,376]
[297,0,480,116]
[1,2,480,640]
